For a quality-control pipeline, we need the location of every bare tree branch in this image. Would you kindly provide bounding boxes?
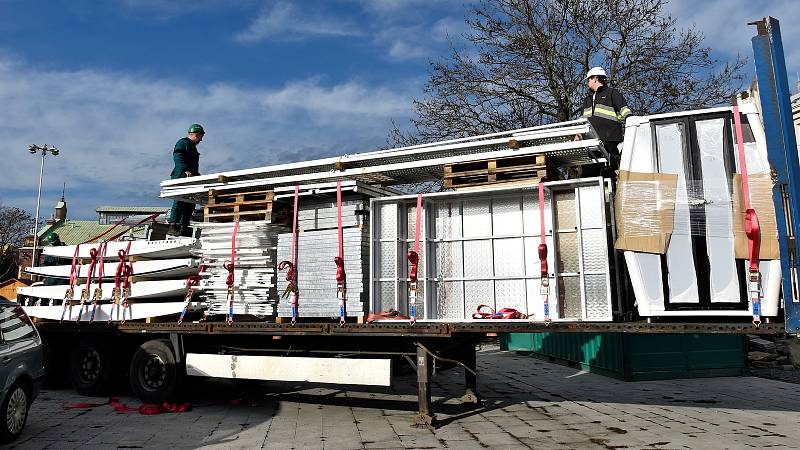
[391,0,746,145]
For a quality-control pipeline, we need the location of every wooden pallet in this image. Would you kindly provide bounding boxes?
[204,190,276,222]
[443,154,554,189]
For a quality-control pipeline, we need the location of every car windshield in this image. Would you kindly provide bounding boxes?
[0,305,37,343]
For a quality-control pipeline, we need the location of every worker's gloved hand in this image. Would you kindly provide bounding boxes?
[184,170,193,177]
[573,134,582,141]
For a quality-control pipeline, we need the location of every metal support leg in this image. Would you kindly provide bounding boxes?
[413,344,436,428]
[461,340,481,407]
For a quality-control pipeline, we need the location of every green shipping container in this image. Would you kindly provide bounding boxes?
[499,332,747,381]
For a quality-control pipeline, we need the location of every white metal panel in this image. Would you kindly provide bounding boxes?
[186,354,392,386]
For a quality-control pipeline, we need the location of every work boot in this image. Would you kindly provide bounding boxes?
[180,225,193,237]
[167,223,181,236]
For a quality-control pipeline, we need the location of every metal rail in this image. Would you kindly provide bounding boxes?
[35,319,785,336]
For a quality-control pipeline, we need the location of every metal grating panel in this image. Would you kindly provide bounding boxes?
[493,238,525,277]
[581,229,608,272]
[379,204,397,239]
[495,279,527,313]
[556,232,579,273]
[555,190,577,230]
[435,202,462,239]
[464,280,494,314]
[578,184,604,229]
[378,242,396,278]
[376,281,396,311]
[437,281,464,319]
[584,274,610,319]
[436,241,463,278]
[463,240,493,277]
[462,199,492,238]
[558,275,582,319]
[492,197,523,236]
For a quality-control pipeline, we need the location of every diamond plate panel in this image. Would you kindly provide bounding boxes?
[556,232,579,273]
[436,241,463,278]
[494,279,526,313]
[555,190,576,230]
[437,281,464,320]
[578,185,604,229]
[557,275,582,319]
[492,196,523,236]
[584,274,610,320]
[464,280,494,316]
[493,238,525,277]
[378,242,396,278]
[375,281,396,311]
[522,190,552,235]
[463,240,493,277]
[435,202,462,239]
[581,228,608,272]
[462,199,492,238]
[379,203,397,239]
[406,204,426,240]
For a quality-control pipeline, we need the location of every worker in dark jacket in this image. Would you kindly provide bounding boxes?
[581,67,631,170]
[168,123,204,236]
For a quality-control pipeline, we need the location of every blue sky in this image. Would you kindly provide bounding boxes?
[1,0,797,220]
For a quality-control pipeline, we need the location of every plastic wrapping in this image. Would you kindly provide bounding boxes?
[614,170,779,256]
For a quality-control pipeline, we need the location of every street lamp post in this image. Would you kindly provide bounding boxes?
[28,144,59,269]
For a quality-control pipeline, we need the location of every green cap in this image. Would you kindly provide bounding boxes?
[46,233,61,245]
[188,123,205,134]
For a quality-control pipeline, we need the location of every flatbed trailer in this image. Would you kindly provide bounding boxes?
[35,318,787,427]
[27,17,800,429]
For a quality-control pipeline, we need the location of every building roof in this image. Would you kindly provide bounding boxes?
[40,220,118,245]
[0,278,31,288]
[95,206,170,214]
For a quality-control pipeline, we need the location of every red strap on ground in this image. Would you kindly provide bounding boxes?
[471,305,528,320]
[367,309,411,322]
[65,397,190,415]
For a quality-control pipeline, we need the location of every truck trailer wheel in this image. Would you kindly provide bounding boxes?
[69,338,115,396]
[129,339,183,403]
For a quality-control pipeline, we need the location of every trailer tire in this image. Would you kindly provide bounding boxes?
[69,338,115,396]
[129,339,182,403]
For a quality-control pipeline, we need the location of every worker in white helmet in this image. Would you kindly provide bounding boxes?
[580,67,631,172]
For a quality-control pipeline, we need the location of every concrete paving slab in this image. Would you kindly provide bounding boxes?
[7,345,800,449]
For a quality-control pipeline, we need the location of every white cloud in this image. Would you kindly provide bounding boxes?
[234,2,363,43]
[666,0,800,88]
[0,55,415,219]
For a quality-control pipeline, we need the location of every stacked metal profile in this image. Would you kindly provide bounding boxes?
[276,196,370,318]
[193,221,287,317]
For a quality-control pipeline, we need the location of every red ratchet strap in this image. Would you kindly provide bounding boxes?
[178,264,206,324]
[80,215,131,244]
[407,194,422,324]
[335,181,347,324]
[60,244,81,322]
[109,241,132,323]
[65,397,190,415]
[89,242,108,323]
[538,181,551,324]
[733,104,762,326]
[120,246,135,323]
[471,305,528,319]
[225,221,240,324]
[102,213,161,244]
[281,185,301,324]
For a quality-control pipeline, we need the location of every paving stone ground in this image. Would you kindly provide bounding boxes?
[11,345,800,449]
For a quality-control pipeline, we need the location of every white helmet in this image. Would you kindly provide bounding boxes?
[586,66,607,80]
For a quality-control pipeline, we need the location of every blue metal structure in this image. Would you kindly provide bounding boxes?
[750,17,800,333]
